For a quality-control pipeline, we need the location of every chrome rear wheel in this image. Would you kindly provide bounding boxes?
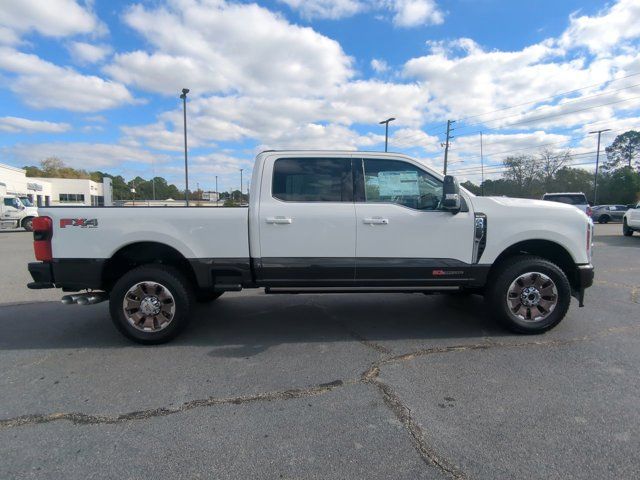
[123,281,176,332]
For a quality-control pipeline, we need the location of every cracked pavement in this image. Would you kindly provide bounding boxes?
[1,224,639,479]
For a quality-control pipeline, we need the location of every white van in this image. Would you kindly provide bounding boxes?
[1,194,39,231]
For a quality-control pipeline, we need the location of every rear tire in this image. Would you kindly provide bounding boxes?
[109,264,194,344]
[21,217,34,232]
[487,256,571,334]
[598,215,609,224]
[623,220,634,236]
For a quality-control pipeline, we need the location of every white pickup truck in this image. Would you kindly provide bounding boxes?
[27,151,594,344]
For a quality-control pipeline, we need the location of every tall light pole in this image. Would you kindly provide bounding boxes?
[379,117,395,152]
[480,131,484,196]
[240,168,244,204]
[215,175,218,207]
[589,128,611,206]
[180,88,190,206]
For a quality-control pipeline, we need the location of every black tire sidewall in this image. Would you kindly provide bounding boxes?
[22,217,34,232]
[109,265,193,344]
[623,220,633,236]
[490,257,571,334]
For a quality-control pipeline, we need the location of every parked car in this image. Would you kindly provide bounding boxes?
[1,194,39,231]
[623,202,640,236]
[591,204,629,223]
[27,151,594,343]
[542,192,591,217]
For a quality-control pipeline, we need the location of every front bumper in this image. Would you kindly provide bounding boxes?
[574,264,594,307]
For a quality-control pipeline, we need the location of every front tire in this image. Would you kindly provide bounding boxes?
[598,215,609,224]
[623,220,634,236]
[488,256,571,334]
[109,264,194,344]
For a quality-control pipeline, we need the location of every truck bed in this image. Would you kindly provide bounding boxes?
[40,206,250,260]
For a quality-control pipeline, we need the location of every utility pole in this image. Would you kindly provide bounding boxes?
[215,175,218,206]
[151,157,156,201]
[443,119,455,175]
[240,168,244,203]
[379,117,396,152]
[180,88,190,206]
[589,128,611,205]
[480,131,484,196]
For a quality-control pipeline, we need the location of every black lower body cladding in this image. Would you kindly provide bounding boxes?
[28,259,104,290]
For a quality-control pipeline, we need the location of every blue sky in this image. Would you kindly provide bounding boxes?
[1,0,639,193]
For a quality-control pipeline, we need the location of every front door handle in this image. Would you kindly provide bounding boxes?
[363,217,389,225]
[266,216,292,224]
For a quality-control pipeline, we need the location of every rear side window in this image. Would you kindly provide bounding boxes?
[272,158,353,202]
[543,194,587,205]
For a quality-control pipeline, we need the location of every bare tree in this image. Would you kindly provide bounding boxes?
[538,148,570,187]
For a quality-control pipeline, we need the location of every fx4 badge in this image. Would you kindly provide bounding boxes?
[60,218,98,229]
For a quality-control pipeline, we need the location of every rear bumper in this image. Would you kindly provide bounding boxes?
[28,259,104,291]
[27,262,54,289]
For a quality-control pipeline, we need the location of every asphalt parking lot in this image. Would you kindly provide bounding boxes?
[1,224,638,479]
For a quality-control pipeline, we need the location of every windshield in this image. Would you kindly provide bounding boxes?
[19,197,33,207]
[543,194,587,205]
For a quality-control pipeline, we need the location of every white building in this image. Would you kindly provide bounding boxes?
[0,163,52,206]
[0,162,112,207]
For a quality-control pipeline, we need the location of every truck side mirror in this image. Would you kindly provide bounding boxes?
[442,175,461,212]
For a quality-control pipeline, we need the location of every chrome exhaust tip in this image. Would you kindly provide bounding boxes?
[61,293,108,305]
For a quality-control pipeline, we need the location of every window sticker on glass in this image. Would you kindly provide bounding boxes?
[378,171,420,197]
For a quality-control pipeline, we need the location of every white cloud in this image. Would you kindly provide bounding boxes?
[6,142,165,169]
[0,48,135,111]
[559,0,640,54]
[371,58,389,73]
[389,0,444,27]
[278,0,363,20]
[68,42,112,64]
[0,0,104,40]
[105,0,353,97]
[0,116,71,133]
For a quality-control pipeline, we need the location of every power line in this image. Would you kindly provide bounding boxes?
[455,84,640,132]
[454,70,640,124]
[449,150,599,175]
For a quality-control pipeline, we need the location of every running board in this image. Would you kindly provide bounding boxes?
[264,286,461,295]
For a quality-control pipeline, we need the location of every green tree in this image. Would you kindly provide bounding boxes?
[604,130,640,171]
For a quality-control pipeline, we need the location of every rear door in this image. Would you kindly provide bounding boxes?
[257,156,356,285]
[353,157,475,285]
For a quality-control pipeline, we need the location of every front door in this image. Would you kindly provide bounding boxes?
[257,156,356,286]
[354,157,476,285]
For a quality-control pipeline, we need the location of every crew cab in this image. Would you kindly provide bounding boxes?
[27,151,594,344]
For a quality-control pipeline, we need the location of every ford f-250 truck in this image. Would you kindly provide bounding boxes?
[27,151,594,344]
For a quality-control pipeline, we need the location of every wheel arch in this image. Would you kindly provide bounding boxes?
[103,241,198,292]
[490,239,579,291]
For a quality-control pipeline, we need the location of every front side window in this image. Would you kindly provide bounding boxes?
[272,158,353,202]
[363,159,443,210]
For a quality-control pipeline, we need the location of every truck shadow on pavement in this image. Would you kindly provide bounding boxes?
[0,293,508,350]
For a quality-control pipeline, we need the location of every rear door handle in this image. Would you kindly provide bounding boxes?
[266,216,292,224]
[363,217,389,225]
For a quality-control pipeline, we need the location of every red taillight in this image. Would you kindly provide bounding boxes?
[33,216,53,262]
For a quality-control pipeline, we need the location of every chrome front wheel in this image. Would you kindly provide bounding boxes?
[506,272,558,322]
